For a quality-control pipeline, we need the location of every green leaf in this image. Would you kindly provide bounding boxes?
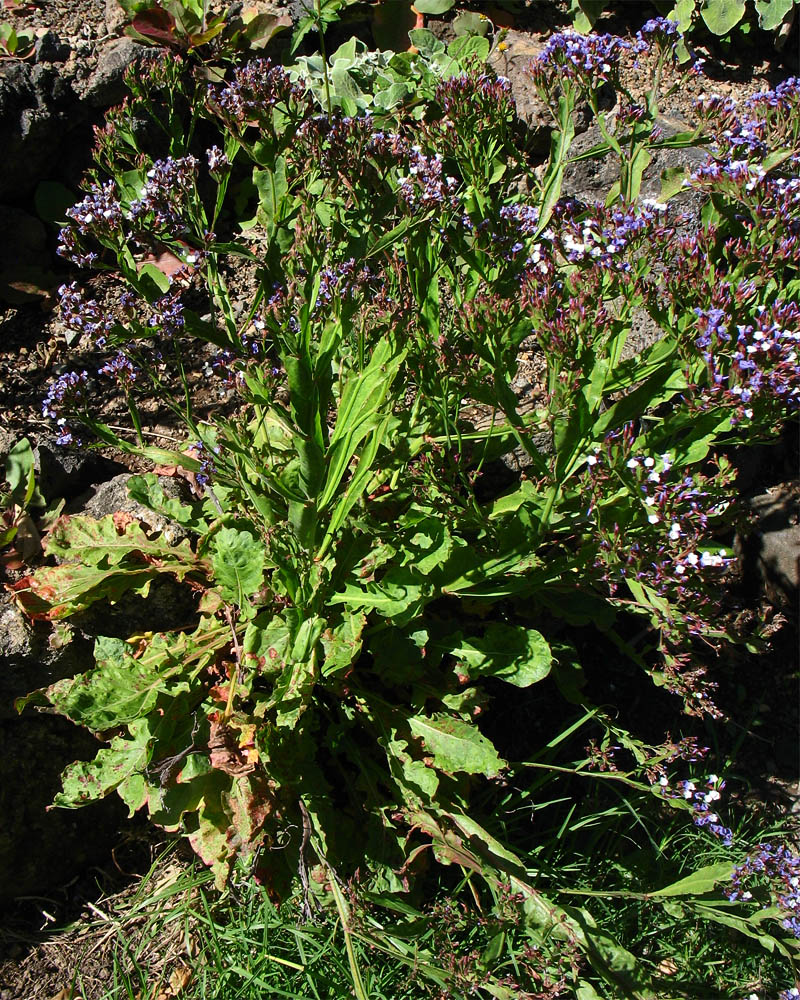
[441,624,552,688]
[669,0,697,32]
[651,861,734,896]
[700,0,746,33]
[451,11,489,36]
[211,527,265,605]
[407,714,506,777]
[408,28,446,58]
[569,0,607,32]
[34,181,76,225]
[330,568,425,619]
[321,611,366,676]
[413,0,454,13]
[39,633,194,731]
[53,734,149,811]
[138,261,172,295]
[660,164,689,202]
[754,0,794,28]
[254,157,289,227]
[5,438,37,505]
[446,34,490,65]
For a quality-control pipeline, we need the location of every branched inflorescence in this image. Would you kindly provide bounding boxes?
[727,843,800,938]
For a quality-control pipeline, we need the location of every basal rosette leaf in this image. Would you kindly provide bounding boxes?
[53,734,149,811]
[211,525,265,606]
[321,610,366,677]
[407,713,506,777]
[183,770,278,889]
[45,513,199,569]
[10,513,207,620]
[382,730,440,808]
[18,620,228,731]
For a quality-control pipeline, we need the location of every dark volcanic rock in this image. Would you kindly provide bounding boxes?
[0,60,80,200]
[84,37,146,108]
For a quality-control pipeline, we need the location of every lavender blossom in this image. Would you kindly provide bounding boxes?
[57,282,114,347]
[726,843,800,938]
[99,351,139,385]
[530,32,632,92]
[130,155,198,229]
[149,293,185,338]
[42,370,90,446]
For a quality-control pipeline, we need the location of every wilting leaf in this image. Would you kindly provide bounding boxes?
[53,734,149,810]
[29,630,211,731]
[407,714,505,777]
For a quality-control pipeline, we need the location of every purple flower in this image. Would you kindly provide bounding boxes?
[99,351,139,385]
[42,370,91,447]
[130,155,198,229]
[531,32,632,91]
[57,282,114,347]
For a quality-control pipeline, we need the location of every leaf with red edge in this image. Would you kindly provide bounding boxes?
[131,6,180,47]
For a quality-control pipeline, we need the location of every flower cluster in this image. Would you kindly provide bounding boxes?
[41,370,90,447]
[193,440,218,487]
[149,293,185,338]
[634,16,680,52]
[586,443,735,601]
[726,842,800,937]
[657,773,732,844]
[130,155,198,229]
[315,257,375,309]
[215,59,306,125]
[529,31,631,92]
[57,282,115,346]
[207,145,230,173]
[99,351,139,386]
[397,149,459,213]
[689,297,800,424]
[65,181,123,238]
[435,71,514,118]
[555,200,669,272]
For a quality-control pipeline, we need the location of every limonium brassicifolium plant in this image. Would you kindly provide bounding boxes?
[12,21,800,996]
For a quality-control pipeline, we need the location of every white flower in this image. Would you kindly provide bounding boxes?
[648,513,660,524]
[627,458,640,469]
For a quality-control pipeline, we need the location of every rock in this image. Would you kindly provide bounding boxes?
[34,30,70,64]
[80,472,190,542]
[105,0,128,35]
[35,436,127,504]
[488,28,549,130]
[741,486,800,606]
[561,115,706,220]
[84,37,146,108]
[0,714,127,901]
[0,205,47,268]
[0,60,78,200]
[0,593,93,719]
[0,594,126,900]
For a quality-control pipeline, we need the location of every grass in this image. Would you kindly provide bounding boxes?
[46,786,796,1000]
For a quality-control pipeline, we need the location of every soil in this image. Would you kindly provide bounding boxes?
[0,1,798,997]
